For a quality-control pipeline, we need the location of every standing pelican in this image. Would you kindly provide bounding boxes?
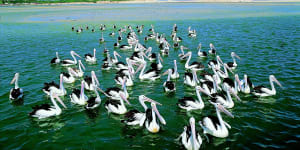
[50,52,60,64]
[177,86,206,111]
[85,48,97,63]
[178,117,202,150]
[9,73,23,101]
[29,92,67,119]
[61,51,81,66]
[70,81,88,105]
[199,101,234,138]
[140,102,166,133]
[253,75,282,97]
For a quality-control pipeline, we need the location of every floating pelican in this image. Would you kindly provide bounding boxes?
[61,51,81,66]
[226,52,241,70]
[197,43,207,58]
[44,74,66,96]
[50,52,60,64]
[199,101,234,138]
[182,52,205,71]
[85,48,97,63]
[85,86,102,110]
[62,72,75,84]
[104,93,130,115]
[170,60,180,79]
[99,32,105,43]
[253,75,282,97]
[111,51,122,64]
[178,117,202,150]
[135,61,160,81]
[9,73,23,101]
[70,81,88,105]
[29,92,67,119]
[208,43,216,55]
[210,85,241,109]
[184,70,199,87]
[237,74,254,94]
[67,60,85,78]
[140,102,166,133]
[163,69,176,92]
[177,86,206,111]
[83,71,100,91]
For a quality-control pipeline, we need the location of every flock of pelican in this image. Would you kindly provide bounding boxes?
[9,23,282,150]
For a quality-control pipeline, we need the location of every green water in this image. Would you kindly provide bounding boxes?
[0,3,300,150]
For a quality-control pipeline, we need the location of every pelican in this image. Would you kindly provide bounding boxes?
[177,86,206,111]
[197,43,207,58]
[140,102,166,133]
[226,52,241,70]
[208,43,216,55]
[208,56,223,70]
[111,51,122,64]
[216,64,233,79]
[184,70,199,87]
[85,86,102,110]
[182,52,205,71]
[122,95,161,126]
[104,79,129,99]
[163,69,176,92]
[70,81,88,105]
[120,44,133,50]
[29,92,67,119]
[9,73,23,101]
[84,48,97,63]
[61,51,81,66]
[170,60,179,79]
[135,61,160,81]
[115,69,134,87]
[99,32,105,43]
[178,117,202,150]
[222,75,241,95]
[83,71,100,91]
[237,74,254,94]
[179,45,188,61]
[44,74,66,96]
[67,60,85,78]
[62,72,75,83]
[210,85,241,109]
[253,75,282,97]
[50,52,60,64]
[172,33,182,42]
[199,101,234,138]
[104,93,130,115]
[109,31,115,36]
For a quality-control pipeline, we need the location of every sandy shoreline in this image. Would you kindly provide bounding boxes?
[1,0,300,6]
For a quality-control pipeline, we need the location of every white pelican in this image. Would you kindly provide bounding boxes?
[253,75,282,97]
[67,60,85,78]
[182,52,205,71]
[29,92,67,119]
[178,117,202,150]
[50,52,60,64]
[9,73,23,101]
[111,51,122,64]
[85,86,102,110]
[83,71,100,91]
[62,72,75,84]
[184,70,199,87]
[197,43,207,58]
[163,69,176,92]
[226,52,241,70]
[140,102,166,133]
[61,51,81,66]
[70,81,88,105]
[199,101,234,138]
[208,43,216,55]
[44,74,66,96]
[177,86,206,111]
[122,95,161,126]
[104,93,130,115]
[135,61,160,81]
[84,48,97,63]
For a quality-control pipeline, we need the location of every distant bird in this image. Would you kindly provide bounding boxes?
[197,43,207,58]
[85,48,97,63]
[9,73,23,101]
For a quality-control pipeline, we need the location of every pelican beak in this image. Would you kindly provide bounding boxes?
[72,51,81,58]
[196,86,212,97]
[54,94,67,108]
[217,104,234,118]
[229,88,241,101]
[158,54,163,63]
[68,68,77,75]
[151,103,166,125]
[145,47,152,54]
[225,64,234,73]
[162,70,169,76]
[271,75,282,87]
[79,60,86,70]
[190,117,197,150]
[235,74,242,90]
[10,73,19,84]
[144,96,162,105]
[217,56,224,65]
[134,63,144,76]
[232,52,241,60]
[92,71,100,86]
[114,51,122,58]
[120,93,130,105]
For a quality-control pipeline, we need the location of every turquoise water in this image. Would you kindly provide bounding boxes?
[0,3,300,149]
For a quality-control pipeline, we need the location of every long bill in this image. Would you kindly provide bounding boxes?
[151,103,166,125]
[53,94,67,108]
[91,71,100,87]
[10,73,19,89]
[217,104,234,118]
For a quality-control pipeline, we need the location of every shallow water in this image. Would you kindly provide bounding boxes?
[0,3,300,150]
